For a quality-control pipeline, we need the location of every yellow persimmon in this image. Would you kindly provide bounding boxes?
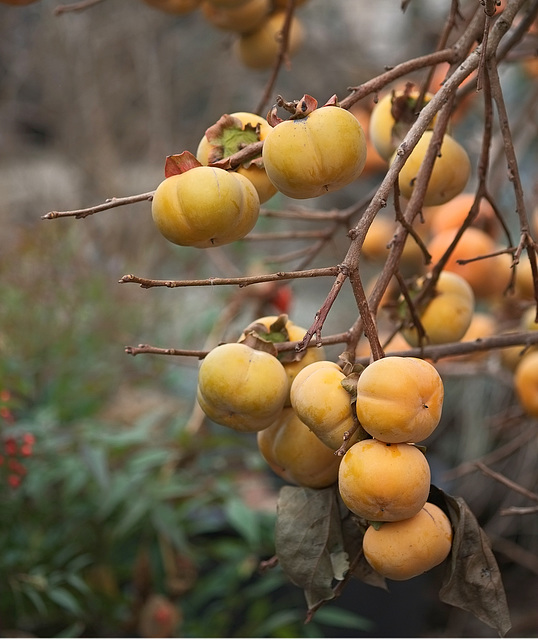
[338,439,431,522]
[363,502,452,580]
[355,356,444,444]
[257,408,341,489]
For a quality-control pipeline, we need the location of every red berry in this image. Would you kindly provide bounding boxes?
[4,438,17,456]
[8,475,21,488]
[20,444,33,457]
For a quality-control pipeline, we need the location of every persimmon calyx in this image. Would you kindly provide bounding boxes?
[204,113,263,162]
[164,150,202,178]
[267,93,318,125]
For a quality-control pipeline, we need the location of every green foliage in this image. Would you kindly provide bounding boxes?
[0,223,370,638]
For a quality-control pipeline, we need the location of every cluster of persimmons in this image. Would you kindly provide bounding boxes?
[148,76,538,580]
[142,0,308,69]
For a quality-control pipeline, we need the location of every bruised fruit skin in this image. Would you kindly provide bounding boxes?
[401,271,475,347]
[257,408,341,489]
[196,112,277,204]
[338,439,431,522]
[240,315,325,404]
[197,342,288,431]
[355,356,444,444]
[151,166,260,248]
[234,10,304,70]
[392,131,471,207]
[290,361,356,450]
[262,106,367,199]
[363,502,452,580]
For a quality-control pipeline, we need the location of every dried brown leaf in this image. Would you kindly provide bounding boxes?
[429,486,512,636]
[275,485,348,610]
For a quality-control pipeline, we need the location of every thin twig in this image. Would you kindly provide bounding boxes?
[119,266,340,289]
[54,0,106,14]
[475,461,538,503]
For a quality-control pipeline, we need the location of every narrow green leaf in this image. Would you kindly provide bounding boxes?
[48,588,82,616]
[312,604,373,630]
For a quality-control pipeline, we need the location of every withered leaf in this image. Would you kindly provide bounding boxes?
[275,485,348,610]
[341,509,388,591]
[429,486,512,637]
[239,331,278,358]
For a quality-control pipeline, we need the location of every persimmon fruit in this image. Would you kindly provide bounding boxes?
[197,342,288,431]
[362,502,452,580]
[338,439,431,522]
[257,408,341,489]
[355,356,444,444]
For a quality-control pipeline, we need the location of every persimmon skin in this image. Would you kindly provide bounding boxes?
[240,315,325,405]
[234,11,304,70]
[257,408,341,489]
[369,89,435,162]
[338,439,431,522]
[363,502,452,580]
[393,131,471,207]
[514,350,538,418]
[151,166,259,248]
[426,192,499,240]
[355,356,444,444]
[289,361,356,450]
[201,0,269,33]
[197,342,288,432]
[142,0,200,13]
[427,226,509,299]
[401,271,475,347]
[262,106,367,199]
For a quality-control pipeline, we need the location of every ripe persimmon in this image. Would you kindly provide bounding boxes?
[257,408,341,489]
[290,361,356,450]
[355,356,444,444]
[426,226,510,299]
[338,439,431,522]
[362,502,452,580]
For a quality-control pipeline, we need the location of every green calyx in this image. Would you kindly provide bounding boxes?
[205,114,262,163]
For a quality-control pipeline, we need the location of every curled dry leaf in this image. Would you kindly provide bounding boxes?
[429,485,512,637]
[275,485,349,610]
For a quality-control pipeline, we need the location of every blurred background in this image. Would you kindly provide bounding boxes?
[1,0,537,636]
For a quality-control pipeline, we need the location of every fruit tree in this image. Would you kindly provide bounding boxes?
[3,0,538,635]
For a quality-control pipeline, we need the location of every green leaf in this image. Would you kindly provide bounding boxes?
[275,485,348,610]
[312,604,373,631]
[430,486,512,637]
[81,444,109,489]
[48,587,82,616]
[224,498,260,548]
[113,498,150,538]
[21,585,48,617]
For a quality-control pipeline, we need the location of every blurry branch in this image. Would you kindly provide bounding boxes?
[254,0,298,116]
[491,537,538,575]
[487,53,538,312]
[475,461,538,504]
[444,425,538,480]
[54,0,107,15]
[500,506,538,516]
